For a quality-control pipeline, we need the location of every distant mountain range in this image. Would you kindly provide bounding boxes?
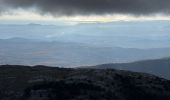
[0,38,170,67]
[1,21,170,48]
[91,57,170,79]
[0,65,170,100]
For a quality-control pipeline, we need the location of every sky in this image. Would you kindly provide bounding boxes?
[0,0,170,23]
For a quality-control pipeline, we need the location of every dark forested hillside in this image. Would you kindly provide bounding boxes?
[0,65,170,100]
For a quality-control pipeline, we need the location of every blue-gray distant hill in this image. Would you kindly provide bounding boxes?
[92,57,170,79]
[1,21,170,48]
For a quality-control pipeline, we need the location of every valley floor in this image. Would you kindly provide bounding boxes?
[0,65,170,100]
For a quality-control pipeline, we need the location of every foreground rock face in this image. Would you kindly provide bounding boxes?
[0,65,170,100]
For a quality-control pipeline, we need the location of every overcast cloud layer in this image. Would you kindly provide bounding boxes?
[0,0,170,16]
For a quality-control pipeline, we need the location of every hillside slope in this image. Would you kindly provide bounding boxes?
[0,65,170,100]
[93,57,170,79]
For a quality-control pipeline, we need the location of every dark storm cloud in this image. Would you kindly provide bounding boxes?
[1,0,170,16]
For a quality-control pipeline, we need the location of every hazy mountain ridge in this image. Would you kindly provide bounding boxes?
[92,57,170,79]
[0,65,170,100]
[1,22,170,48]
